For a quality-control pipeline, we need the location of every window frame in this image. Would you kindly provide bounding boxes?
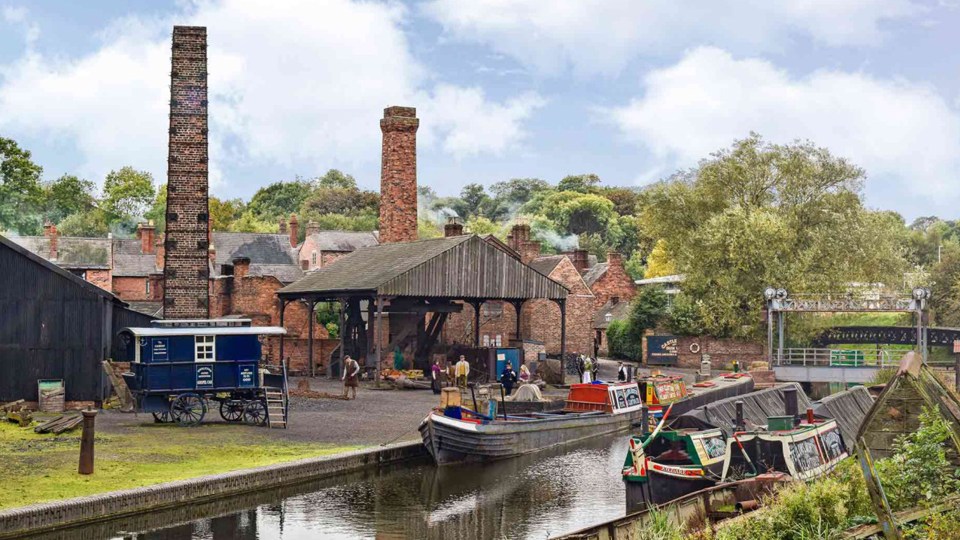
[194,335,216,362]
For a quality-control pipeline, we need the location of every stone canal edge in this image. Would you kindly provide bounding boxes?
[0,441,427,539]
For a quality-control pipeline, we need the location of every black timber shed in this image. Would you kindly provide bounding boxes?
[0,233,155,403]
[277,235,569,375]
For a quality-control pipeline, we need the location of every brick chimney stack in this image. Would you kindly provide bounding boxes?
[137,221,156,255]
[155,234,165,270]
[278,217,287,235]
[606,251,624,268]
[163,25,210,319]
[510,222,540,264]
[288,214,299,248]
[379,106,419,243]
[232,256,250,279]
[570,249,589,274]
[43,222,59,260]
[444,217,464,237]
[305,220,320,237]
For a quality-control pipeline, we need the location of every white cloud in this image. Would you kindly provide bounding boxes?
[603,47,960,209]
[2,6,27,23]
[0,0,539,191]
[419,85,544,158]
[422,0,921,76]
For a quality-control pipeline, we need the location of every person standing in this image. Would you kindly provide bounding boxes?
[393,346,405,372]
[617,362,628,382]
[430,359,442,395]
[455,355,470,388]
[582,356,593,383]
[342,355,360,399]
[576,354,585,381]
[445,359,456,388]
[501,363,518,396]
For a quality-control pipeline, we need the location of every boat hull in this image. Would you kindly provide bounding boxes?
[420,410,642,465]
[625,462,723,512]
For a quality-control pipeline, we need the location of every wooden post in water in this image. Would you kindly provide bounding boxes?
[78,409,97,475]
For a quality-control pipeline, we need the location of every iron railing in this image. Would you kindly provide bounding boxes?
[773,348,909,368]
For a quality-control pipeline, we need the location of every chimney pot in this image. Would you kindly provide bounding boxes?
[138,221,156,255]
[44,223,59,260]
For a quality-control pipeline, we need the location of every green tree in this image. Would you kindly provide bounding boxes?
[315,169,357,190]
[644,240,676,278]
[0,137,44,234]
[641,134,907,339]
[209,197,246,231]
[557,173,601,193]
[490,178,550,208]
[143,184,167,233]
[228,211,275,233]
[624,250,646,281]
[247,179,312,222]
[44,174,96,224]
[539,191,615,236]
[102,167,155,223]
[58,210,110,237]
[465,216,500,235]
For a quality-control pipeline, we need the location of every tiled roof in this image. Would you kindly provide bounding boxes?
[594,299,631,329]
[127,301,164,318]
[582,262,609,287]
[112,239,158,277]
[529,255,565,276]
[211,232,303,283]
[307,230,379,252]
[248,263,303,284]
[9,236,111,269]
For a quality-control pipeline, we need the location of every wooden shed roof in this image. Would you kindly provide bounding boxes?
[278,234,568,301]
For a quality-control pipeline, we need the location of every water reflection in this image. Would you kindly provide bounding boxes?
[30,436,630,540]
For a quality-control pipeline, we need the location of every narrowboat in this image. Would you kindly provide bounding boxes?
[419,381,644,465]
[623,415,848,510]
[638,372,755,418]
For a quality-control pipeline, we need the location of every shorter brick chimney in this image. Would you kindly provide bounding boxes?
[137,221,156,255]
[570,249,589,274]
[305,220,320,237]
[155,234,165,271]
[288,214,299,248]
[607,251,624,269]
[233,256,251,279]
[509,222,531,251]
[444,217,464,237]
[43,222,58,260]
[519,241,541,265]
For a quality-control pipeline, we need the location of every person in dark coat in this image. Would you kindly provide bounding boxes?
[501,363,518,395]
[617,362,628,382]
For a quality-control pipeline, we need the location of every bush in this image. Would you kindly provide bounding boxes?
[607,319,638,360]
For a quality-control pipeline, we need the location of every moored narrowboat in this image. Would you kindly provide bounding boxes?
[419,381,643,466]
[622,427,727,507]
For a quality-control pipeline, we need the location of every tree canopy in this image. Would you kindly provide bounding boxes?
[0,137,44,234]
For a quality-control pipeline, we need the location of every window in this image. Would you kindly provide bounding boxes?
[195,335,215,362]
[311,251,317,266]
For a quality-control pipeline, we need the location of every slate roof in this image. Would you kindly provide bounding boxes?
[127,301,164,318]
[594,299,631,329]
[211,232,303,284]
[10,236,111,269]
[582,262,609,287]
[307,230,379,252]
[529,255,565,276]
[279,235,567,300]
[112,239,158,277]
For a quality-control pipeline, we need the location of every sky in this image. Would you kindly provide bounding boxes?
[0,0,958,221]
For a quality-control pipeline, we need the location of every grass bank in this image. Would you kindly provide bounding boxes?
[0,418,359,510]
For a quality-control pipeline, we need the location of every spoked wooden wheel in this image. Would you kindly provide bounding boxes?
[243,399,267,426]
[170,393,207,426]
[152,411,172,423]
[219,400,245,422]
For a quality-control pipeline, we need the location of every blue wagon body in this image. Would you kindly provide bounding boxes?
[118,320,287,427]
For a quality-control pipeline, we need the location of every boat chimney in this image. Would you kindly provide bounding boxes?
[640,406,649,435]
[806,407,815,424]
[783,386,799,424]
[735,400,745,432]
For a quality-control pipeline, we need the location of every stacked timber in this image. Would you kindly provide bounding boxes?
[34,414,83,434]
[2,400,32,427]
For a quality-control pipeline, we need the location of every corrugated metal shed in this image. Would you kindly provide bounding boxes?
[279,235,568,300]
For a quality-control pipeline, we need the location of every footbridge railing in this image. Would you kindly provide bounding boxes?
[773,348,909,368]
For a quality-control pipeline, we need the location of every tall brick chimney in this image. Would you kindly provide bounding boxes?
[137,222,156,255]
[43,222,58,260]
[444,217,464,237]
[379,106,419,243]
[163,25,210,319]
[288,214,299,248]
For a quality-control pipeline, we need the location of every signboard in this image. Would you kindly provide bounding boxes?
[647,335,678,365]
[607,383,642,413]
[196,365,214,388]
[238,364,256,388]
[151,338,169,362]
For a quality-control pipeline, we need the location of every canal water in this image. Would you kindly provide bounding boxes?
[35,435,632,540]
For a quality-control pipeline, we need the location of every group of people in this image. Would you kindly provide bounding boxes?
[428,356,531,396]
[576,354,600,384]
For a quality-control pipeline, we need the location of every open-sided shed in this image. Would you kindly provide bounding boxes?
[277,235,569,375]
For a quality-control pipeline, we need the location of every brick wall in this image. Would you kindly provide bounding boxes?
[590,252,636,308]
[676,336,765,369]
[113,276,152,301]
[379,106,418,243]
[444,301,519,347]
[163,26,210,319]
[522,258,595,355]
[85,269,112,292]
